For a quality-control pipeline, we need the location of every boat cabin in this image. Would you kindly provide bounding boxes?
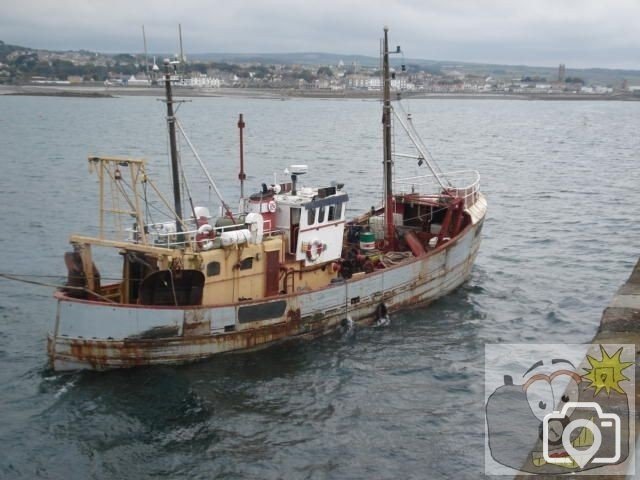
[269,166,348,266]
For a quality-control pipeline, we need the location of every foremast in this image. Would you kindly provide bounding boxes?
[163,59,184,242]
[382,26,400,250]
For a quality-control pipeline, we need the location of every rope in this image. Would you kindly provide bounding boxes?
[0,272,121,281]
[167,269,179,307]
[143,180,154,226]
[0,273,117,303]
[0,272,67,288]
[381,251,413,267]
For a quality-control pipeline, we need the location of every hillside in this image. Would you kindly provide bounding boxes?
[1,40,639,87]
[190,51,640,86]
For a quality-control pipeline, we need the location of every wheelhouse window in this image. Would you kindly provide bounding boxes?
[307,207,316,226]
[328,205,336,221]
[240,257,253,270]
[318,206,325,223]
[335,202,343,219]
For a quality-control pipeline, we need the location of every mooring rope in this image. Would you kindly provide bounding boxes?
[0,272,68,289]
[0,273,116,303]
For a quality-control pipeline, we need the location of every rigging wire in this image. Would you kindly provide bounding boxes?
[392,103,450,189]
[395,100,443,176]
[177,145,198,225]
[142,179,154,226]
[175,119,234,220]
[95,155,192,238]
[108,168,178,234]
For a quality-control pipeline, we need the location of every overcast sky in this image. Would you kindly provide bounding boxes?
[2,0,639,69]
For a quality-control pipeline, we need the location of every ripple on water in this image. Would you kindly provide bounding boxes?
[0,97,639,479]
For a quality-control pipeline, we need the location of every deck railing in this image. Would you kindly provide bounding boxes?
[394,170,481,208]
[129,216,281,249]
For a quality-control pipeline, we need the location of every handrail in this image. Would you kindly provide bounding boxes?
[394,170,481,208]
[127,216,284,250]
[395,169,480,185]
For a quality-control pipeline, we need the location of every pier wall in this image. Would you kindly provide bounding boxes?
[514,258,640,479]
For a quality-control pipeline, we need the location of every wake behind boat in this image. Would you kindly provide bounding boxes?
[48,28,487,371]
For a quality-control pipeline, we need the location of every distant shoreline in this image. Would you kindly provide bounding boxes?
[1,84,638,101]
[5,90,114,98]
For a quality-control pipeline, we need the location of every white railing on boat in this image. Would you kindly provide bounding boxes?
[127,216,281,249]
[394,170,481,208]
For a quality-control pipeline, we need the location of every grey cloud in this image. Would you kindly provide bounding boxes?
[1,0,639,69]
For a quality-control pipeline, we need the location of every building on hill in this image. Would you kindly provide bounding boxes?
[558,64,566,82]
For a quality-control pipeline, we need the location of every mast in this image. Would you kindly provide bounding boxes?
[382,26,394,246]
[163,59,184,240]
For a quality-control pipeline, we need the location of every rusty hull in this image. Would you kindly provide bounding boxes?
[48,195,486,371]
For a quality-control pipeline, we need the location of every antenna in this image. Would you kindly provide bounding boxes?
[178,23,185,64]
[142,25,149,80]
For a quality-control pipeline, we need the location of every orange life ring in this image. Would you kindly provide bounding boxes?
[196,224,216,251]
[305,239,324,261]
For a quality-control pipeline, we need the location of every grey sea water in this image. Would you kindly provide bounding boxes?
[0,94,638,479]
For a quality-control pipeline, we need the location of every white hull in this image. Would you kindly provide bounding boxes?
[48,196,486,371]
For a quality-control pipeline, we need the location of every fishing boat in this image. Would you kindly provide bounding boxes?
[48,28,487,371]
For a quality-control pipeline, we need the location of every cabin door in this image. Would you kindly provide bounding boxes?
[289,207,300,254]
[265,250,280,297]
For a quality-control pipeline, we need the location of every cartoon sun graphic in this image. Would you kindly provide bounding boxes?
[582,345,633,396]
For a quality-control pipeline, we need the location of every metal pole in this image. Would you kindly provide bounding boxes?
[382,27,394,247]
[178,24,184,64]
[163,59,184,241]
[99,161,104,238]
[238,113,246,206]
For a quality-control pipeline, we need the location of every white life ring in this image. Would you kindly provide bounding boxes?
[305,239,324,262]
[196,224,216,251]
[267,200,277,213]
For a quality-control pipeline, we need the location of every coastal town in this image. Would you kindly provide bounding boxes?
[2,40,639,98]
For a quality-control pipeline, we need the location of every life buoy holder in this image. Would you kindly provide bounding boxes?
[267,200,277,213]
[196,224,216,251]
[306,239,324,262]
